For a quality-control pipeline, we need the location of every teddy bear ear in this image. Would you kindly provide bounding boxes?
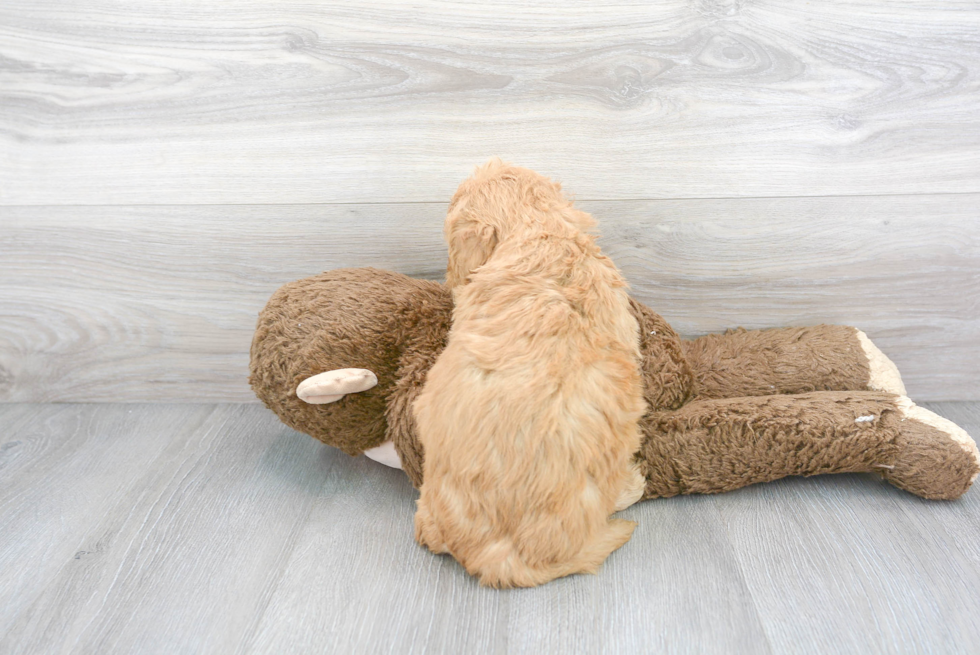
[296,368,378,404]
[445,221,498,287]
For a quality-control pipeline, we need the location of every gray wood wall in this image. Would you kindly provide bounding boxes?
[1,0,978,402]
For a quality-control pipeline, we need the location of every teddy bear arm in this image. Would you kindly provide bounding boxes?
[681,325,904,400]
[636,391,978,500]
[386,376,426,488]
[382,283,454,488]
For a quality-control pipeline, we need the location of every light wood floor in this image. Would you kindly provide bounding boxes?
[2,401,980,654]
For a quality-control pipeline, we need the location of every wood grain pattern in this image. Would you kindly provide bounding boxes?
[906,402,980,572]
[1,1,979,204]
[599,195,980,402]
[0,404,332,654]
[2,195,977,403]
[503,495,772,654]
[0,204,446,403]
[243,447,513,655]
[2,403,980,653]
[715,429,980,653]
[0,405,214,638]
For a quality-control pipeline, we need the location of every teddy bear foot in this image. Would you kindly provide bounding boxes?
[879,396,980,500]
[856,330,907,396]
[296,368,378,404]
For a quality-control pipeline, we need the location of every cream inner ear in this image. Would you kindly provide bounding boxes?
[296,368,378,404]
[364,442,403,469]
[446,222,498,287]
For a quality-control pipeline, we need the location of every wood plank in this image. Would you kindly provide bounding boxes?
[723,477,980,653]
[0,204,446,403]
[0,404,77,487]
[913,403,980,570]
[244,436,770,653]
[0,403,57,462]
[0,404,333,655]
[504,496,771,654]
[0,403,768,653]
[243,446,513,655]
[2,403,980,652]
[600,196,980,402]
[716,399,980,654]
[2,195,976,402]
[1,1,979,204]
[0,404,215,639]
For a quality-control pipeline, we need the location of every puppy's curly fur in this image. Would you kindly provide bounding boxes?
[412,160,646,588]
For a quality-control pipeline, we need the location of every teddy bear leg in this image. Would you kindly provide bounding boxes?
[682,326,905,399]
[854,330,906,395]
[879,397,980,499]
[637,391,978,500]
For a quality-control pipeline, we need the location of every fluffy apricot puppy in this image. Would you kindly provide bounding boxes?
[412,160,647,588]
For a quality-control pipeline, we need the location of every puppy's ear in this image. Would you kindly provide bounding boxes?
[446,220,498,287]
[561,206,598,234]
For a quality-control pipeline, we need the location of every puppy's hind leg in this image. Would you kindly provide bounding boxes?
[614,460,646,511]
[474,518,638,588]
[414,498,449,554]
[562,517,637,578]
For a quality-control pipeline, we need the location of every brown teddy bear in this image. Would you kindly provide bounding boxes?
[250,266,979,501]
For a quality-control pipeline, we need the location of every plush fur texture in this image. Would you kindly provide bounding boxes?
[638,391,977,500]
[250,268,451,456]
[683,326,871,400]
[411,161,646,587]
[250,268,979,503]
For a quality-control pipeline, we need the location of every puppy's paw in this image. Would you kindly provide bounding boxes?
[296,368,377,404]
[414,503,449,554]
[856,330,907,396]
[614,462,646,512]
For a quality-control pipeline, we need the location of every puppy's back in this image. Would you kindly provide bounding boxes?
[414,236,645,588]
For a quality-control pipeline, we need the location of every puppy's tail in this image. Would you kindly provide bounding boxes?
[472,519,637,588]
